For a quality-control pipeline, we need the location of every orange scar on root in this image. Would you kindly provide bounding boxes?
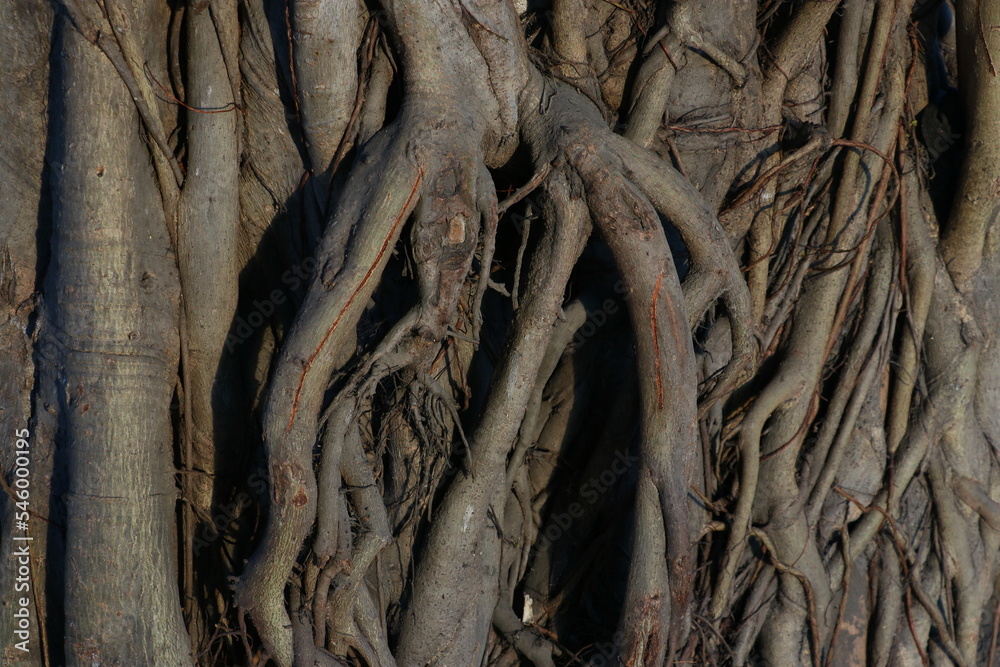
[285,168,424,433]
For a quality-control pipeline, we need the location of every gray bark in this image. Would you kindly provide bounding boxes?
[2,1,1000,666]
[38,11,191,666]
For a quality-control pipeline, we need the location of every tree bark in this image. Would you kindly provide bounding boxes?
[2,1,1000,666]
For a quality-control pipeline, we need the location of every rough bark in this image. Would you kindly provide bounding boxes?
[3,1,1000,666]
[38,9,192,665]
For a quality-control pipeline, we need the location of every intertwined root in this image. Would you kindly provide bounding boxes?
[519,75,754,660]
[233,110,493,665]
[232,0,757,661]
[235,57,756,663]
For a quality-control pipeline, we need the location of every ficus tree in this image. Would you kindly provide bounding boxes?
[2,0,999,665]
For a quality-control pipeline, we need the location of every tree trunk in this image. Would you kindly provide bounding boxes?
[2,1,999,666]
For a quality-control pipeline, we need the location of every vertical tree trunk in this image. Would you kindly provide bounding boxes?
[37,11,191,665]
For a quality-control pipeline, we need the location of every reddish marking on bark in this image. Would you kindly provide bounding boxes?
[70,641,101,661]
[670,553,694,612]
[272,462,309,508]
[284,0,301,124]
[142,62,237,114]
[286,169,423,432]
[621,594,664,667]
[650,271,664,410]
[658,39,680,70]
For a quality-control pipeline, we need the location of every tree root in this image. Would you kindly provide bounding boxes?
[519,73,753,661]
[234,103,490,663]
